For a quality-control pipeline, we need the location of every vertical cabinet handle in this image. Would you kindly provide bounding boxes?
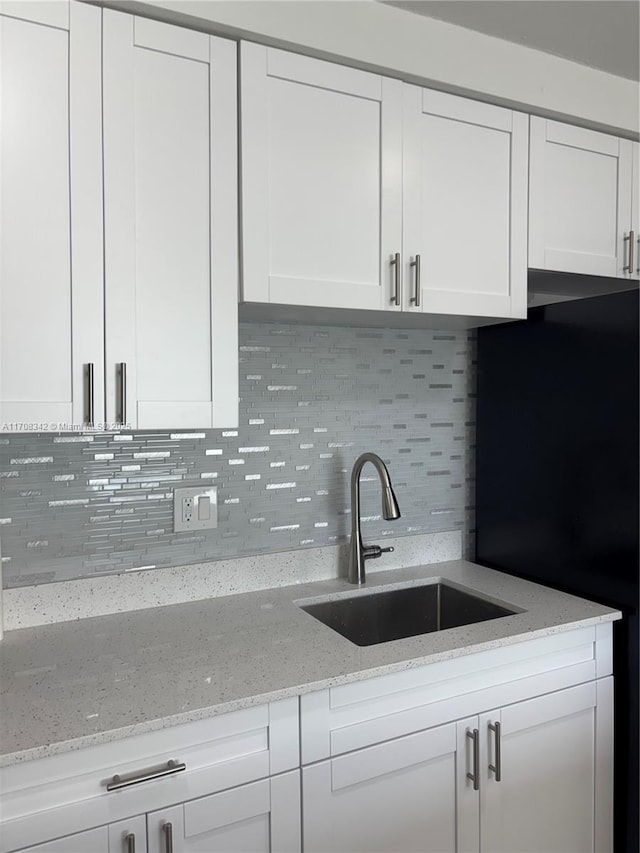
[124,833,135,853]
[466,728,480,791]
[489,721,502,782]
[624,231,635,273]
[410,255,421,307]
[390,252,401,306]
[636,233,639,274]
[118,362,127,426]
[85,363,95,426]
[162,822,173,853]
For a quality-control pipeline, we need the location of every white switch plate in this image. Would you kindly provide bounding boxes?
[173,486,218,532]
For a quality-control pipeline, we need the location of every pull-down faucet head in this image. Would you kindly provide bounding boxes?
[382,485,401,521]
[348,452,401,584]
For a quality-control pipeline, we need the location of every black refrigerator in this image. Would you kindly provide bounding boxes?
[476,288,639,853]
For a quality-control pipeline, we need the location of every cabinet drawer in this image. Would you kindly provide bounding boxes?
[301,625,611,762]
[0,698,298,853]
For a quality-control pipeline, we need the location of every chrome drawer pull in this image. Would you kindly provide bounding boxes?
[163,822,174,853]
[118,362,127,425]
[106,759,186,791]
[390,252,401,306]
[85,363,95,427]
[410,254,421,307]
[624,231,635,273]
[489,721,502,782]
[125,833,135,853]
[466,728,480,791]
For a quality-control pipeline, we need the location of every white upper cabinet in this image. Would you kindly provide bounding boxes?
[0,2,104,429]
[402,88,529,319]
[529,117,637,279]
[240,44,528,321]
[103,12,238,429]
[240,42,403,312]
[632,142,640,277]
[1,4,239,432]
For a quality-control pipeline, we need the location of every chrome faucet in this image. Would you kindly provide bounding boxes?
[348,452,401,584]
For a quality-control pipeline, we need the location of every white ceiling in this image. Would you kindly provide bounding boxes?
[382,1,640,81]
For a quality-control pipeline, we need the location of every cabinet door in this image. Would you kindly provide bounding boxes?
[241,43,403,312]
[403,88,528,320]
[147,771,300,853]
[303,719,479,853]
[0,1,104,430]
[479,680,612,853]
[108,816,147,853]
[15,815,145,853]
[12,826,108,853]
[529,116,633,278]
[103,12,238,429]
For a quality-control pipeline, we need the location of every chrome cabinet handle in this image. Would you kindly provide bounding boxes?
[125,833,135,853]
[489,721,502,782]
[85,363,95,426]
[163,822,173,853]
[466,728,480,791]
[637,234,639,274]
[106,759,186,791]
[410,255,421,307]
[118,362,127,425]
[624,230,635,273]
[390,252,401,306]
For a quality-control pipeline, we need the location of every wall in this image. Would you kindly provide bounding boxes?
[0,323,476,588]
[127,0,639,136]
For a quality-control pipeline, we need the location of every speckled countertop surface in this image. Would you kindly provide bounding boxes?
[0,559,620,767]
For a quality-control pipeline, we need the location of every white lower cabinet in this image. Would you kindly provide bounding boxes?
[480,680,612,853]
[15,816,146,853]
[1,629,613,853]
[303,719,478,853]
[302,680,612,853]
[0,700,300,853]
[16,774,300,853]
[300,626,614,853]
[147,772,300,853]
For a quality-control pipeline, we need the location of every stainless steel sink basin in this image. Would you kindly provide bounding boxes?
[300,582,517,646]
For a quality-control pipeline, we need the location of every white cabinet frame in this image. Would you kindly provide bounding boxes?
[102,11,238,429]
[402,88,528,319]
[0,1,103,429]
[240,42,403,312]
[0,699,299,853]
[529,117,634,278]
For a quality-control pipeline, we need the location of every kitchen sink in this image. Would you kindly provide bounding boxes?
[299,582,518,646]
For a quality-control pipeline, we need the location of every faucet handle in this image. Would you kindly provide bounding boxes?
[362,545,395,561]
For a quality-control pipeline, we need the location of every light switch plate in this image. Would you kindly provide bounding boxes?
[173,486,218,532]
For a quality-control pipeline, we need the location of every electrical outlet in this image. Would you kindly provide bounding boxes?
[174,487,218,532]
[183,497,194,524]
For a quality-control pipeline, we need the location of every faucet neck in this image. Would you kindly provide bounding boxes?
[348,453,394,584]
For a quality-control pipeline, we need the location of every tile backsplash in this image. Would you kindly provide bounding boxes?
[0,323,476,588]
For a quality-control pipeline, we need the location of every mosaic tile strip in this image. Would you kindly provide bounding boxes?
[0,323,476,588]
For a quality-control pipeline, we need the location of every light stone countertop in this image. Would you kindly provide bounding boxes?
[0,559,621,767]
